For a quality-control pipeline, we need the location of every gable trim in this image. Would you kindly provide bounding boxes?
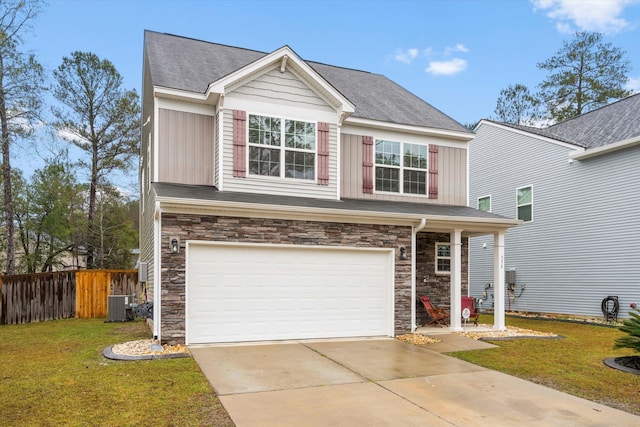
[207,46,355,116]
[477,120,585,152]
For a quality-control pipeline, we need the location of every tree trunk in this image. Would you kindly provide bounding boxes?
[0,54,15,274]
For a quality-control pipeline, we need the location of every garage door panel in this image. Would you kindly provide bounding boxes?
[186,243,393,344]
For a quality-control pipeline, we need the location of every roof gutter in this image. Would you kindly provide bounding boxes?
[569,135,640,161]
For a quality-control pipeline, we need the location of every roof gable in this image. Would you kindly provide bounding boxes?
[143,31,471,134]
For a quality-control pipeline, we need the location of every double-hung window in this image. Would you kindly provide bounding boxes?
[248,114,316,180]
[374,139,427,195]
[516,186,533,222]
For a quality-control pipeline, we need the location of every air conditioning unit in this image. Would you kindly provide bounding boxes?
[108,295,136,322]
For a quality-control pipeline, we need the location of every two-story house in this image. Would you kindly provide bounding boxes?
[469,94,640,319]
[140,31,519,345]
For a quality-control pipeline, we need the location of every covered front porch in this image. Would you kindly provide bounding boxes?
[411,217,518,333]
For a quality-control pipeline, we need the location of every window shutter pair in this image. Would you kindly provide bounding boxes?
[361,137,439,198]
[232,110,330,185]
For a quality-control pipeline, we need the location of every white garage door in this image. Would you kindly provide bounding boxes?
[186,242,394,344]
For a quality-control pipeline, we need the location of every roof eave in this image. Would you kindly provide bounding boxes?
[345,117,474,141]
[569,135,640,160]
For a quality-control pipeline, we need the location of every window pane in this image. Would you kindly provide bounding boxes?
[437,258,451,272]
[375,167,399,192]
[249,147,280,176]
[518,204,532,222]
[437,244,450,257]
[404,143,427,169]
[285,151,315,180]
[375,140,400,166]
[403,170,426,195]
[517,187,532,205]
[285,120,315,150]
[249,115,280,146]
[478,196,490,212]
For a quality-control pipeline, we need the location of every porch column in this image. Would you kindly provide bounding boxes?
[449,229,463,331]
[493,231,506,330]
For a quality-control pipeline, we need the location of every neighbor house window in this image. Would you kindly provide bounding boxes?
[478,195,491,212]
[374,139,427,194]
[517,186,533,222]
[435,242,451,274]
[248,114,316,180]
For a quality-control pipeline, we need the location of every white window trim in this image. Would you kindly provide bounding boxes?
[373,139,429,196]
[435,242,451,275]
[247,113,318,182]
[478,194,491,212]
[516,185,533,222]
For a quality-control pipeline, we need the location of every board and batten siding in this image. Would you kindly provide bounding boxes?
[469,123,640,318]
[157,109,214,185]
[221,67,339,199]
[341,133,467,205]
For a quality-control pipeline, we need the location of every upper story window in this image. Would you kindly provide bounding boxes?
[248,114,316,180]
[478,195,491,212]
[374,139,427,195]
[517,185,533,222]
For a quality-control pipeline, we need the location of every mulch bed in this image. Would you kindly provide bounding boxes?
[604,356,640,375]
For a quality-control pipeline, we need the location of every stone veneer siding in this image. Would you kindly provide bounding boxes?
[415,232,469,327]
[160,213,413,345]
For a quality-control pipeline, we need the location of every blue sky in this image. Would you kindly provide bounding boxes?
[16,0,640,188]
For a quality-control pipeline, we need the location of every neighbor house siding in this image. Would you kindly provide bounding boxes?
[340,133,467,205]
[469,123,640,318]
[221,111,339,199]
[159,214,412,344]
[157,109,214,185]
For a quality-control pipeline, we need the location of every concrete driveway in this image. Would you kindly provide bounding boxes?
[191,338,639,426]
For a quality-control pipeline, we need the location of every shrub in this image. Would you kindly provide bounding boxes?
[614,308,640,353]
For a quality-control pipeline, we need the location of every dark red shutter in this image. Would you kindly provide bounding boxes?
[317,122,329,185]
[233,110,247,178]
[428,144,438,199]
[363,136,374,193]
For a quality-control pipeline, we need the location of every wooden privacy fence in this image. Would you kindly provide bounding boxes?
[0,270,141,325]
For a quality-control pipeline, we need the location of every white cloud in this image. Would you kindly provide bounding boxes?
[531,0,639,34]
[426,58,468,76]
[626,76,640,93]
[444,43,469,55]
[422,47,434,57]
[394,48,419,64]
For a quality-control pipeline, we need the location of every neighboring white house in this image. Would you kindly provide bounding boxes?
[139,31,519,345]
[469,94,640,319]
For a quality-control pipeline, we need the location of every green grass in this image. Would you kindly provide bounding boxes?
[0,319,233,427]
[450,316,640,415]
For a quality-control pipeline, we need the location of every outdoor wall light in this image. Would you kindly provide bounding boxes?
[399,246,407,260]
[170,237,179,254]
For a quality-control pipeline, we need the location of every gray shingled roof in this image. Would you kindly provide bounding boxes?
[483,93,640,149]
[144,30,470,134]
[546,93,640,149]
[153,182,513,223]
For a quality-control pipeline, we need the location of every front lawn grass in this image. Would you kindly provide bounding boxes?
[0,318,233,426]
[450,316,640,415]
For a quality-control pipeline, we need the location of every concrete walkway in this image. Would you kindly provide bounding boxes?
[191,337,639,426]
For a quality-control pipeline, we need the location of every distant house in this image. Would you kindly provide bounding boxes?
[139,31,518,345]
[469,94,640,319]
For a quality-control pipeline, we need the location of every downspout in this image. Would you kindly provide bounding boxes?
[412,218,427,331]
[153,201,162,341]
